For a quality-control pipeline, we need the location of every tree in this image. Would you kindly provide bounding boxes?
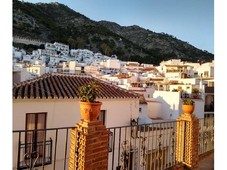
[67,37,76,49]
[76,37,86,49]
[100,43,111,56]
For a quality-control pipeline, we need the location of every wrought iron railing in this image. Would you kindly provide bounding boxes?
[13,116,214,170]
[107,120,179,170]
[199,115,214,155]
[204,104,214,112]
[13,127,74,170]
[18,139,52,169]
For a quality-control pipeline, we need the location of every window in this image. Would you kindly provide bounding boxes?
[21,112,52,169]
[208,81,214,87]
[204,71,209,77]
[139,108,142,112]
[25,113,47,158]
[178,86,182,92]
[98,110,106,125]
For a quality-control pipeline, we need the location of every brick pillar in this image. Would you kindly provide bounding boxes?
[68,120,109,170]
[176,113,199,169]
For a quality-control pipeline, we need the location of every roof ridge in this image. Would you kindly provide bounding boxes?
[13,73,93,87]
[13,73,139,99]
[13,73,51,87]
[48,72,92,77]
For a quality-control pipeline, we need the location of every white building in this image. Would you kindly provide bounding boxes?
[138,94,151,125]
[13,73,139,170]
[13,62,30,83]
[13,49,24,60]
[197,61,214,78]
[156,59,195,78]
[22,55,32,62]
[54,42,69,55]
[45,43,56,51]
[13,73,139,127]
[38,49,57,57]
[100,58,121,69]
[13,69,28,84]
[25,63,47,78]
[152,91,204,120]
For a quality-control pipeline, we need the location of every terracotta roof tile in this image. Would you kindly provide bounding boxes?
[13,73,139,100]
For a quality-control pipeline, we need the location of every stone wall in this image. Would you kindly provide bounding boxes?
[13,36,46,46]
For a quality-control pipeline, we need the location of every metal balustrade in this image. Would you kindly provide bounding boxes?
[13,116,214,170]
[13,127,74,170]
[18,139,52,169]
[107,121,178,170]
[199,115,214,156]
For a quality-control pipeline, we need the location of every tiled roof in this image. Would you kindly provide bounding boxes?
[13,73,139,99]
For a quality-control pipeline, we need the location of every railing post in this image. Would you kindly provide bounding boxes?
[68,120,109,170]
[17,132,21,170]
[176,112,199,169]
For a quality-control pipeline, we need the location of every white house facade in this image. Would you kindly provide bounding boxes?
[12,73,139,170]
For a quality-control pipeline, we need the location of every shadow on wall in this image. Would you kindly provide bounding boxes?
[151,96,179,120]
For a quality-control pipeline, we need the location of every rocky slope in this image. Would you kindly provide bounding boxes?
[13,0,214,65]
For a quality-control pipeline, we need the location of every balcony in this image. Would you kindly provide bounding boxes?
[205,87,214,93]
[13,116,214,170]
[166,69,181,73]
[204,104,214,112]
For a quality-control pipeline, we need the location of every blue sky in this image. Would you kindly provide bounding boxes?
[23,0,214,54]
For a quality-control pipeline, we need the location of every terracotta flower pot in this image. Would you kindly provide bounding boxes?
[79,101,102,122]
[182,105,195,114]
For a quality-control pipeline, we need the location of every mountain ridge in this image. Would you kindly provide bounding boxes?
[13,0,214,65]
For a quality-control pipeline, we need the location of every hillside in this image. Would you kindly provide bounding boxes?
[13,0,214,65]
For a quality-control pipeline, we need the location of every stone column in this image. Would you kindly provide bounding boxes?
[68,120,109,170]
[176,113,199,169]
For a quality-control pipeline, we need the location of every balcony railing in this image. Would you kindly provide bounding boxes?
[13,127,74,170]
[18,139,52,169]
[204,104,214,112]
[107,121,179,170]
[13,116,214,170]
[205,87,214,93]
[199,115,214,155]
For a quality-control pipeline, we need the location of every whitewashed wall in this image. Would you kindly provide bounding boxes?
[13,98,139,130]
[151,91,204,120]
[13,98,139,169]
[147,100,163,119]
[165,72,181,78]
[107,59,121,69]
[138,104,151,124]
[153,91,181,120]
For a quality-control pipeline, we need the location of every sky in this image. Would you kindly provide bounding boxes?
[22,0,214,54]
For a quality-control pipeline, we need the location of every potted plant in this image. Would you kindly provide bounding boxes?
[192,88,200,99]
[79,81,102,122]
[182,98,195,114]
[172,88,178,92]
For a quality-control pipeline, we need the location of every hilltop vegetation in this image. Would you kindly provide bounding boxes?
[13,0,214,65]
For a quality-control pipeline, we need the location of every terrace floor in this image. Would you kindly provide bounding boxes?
[195,152,214,170]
